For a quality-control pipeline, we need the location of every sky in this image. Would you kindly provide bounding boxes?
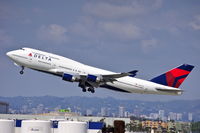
[0,0,200,101]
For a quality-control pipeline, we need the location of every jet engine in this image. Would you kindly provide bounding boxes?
[62,73,79,82]
[87,74,102,82]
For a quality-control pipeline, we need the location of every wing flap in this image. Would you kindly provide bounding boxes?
[102,70,138,79]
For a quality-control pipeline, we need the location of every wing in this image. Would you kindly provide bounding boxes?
[53,68,138,93]
[101,70,138,82]
[50,68,138,82]
[78,70,138,88]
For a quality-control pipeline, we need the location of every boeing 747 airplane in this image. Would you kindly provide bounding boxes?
[6,48,194,95]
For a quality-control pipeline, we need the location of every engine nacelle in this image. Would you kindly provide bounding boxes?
[87,74,102,82]
[62,73,78,82]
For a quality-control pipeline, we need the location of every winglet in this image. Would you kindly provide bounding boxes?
[128,70,138,77]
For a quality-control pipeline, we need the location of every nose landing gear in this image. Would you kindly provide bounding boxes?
[20,66,24,74]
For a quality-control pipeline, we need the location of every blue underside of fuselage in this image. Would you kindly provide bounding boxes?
[100,85,130,93]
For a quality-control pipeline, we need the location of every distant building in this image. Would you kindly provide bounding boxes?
[158,110,165,120]
[150,113,159,120]
[86,109,93,116]
[106,108,111,117]
[36,104,44,114]
[0,102,9,114]
[101,107,107,117]
[133,108,140,117]
[119,106,125,117]
[168,112,177,121]
[188,113,193,121]
[124,111,129,118]
[176,113,182,121]
[142,120,168,130]
[111,113,116,117]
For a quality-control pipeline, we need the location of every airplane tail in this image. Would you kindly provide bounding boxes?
[151,64,194,88]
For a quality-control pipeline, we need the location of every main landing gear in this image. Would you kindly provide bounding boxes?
[79,83,95,93]
[82,88,87,92]
[88,87,95,93]
[20,66,24,74]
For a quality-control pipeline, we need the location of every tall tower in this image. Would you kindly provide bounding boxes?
[158,110,165,120]
[119,106,125,117]
[188,113,193,121]
[101,107,107,117]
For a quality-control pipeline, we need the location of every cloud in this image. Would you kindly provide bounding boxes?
[190,15,200,30]
[83,0,163,19]
[83,2,144,19]
[70,19,142,42]
[37,24,68,44]
[68,0,164,46]
[99,22,141,40]
[141,39,158,53]
[69,17,98,38]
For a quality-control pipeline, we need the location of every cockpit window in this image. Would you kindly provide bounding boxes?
[20,48,25,50]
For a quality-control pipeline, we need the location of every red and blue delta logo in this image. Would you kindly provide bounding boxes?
[151,64,194,88]
[28,52,51,61]
[28,53,32,57]
[166,66,191,88]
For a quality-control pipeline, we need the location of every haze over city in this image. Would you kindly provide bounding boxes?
[1,0,199,101]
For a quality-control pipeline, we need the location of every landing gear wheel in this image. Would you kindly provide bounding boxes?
[91,89,95,93]
[88,87,92,92]
[88,87,95,93]
[20,66,24,75]
[20,71,24,74]
[82,88,86,92]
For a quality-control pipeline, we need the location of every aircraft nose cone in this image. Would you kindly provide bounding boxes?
[6,51,12,57]
[6,51,15,59]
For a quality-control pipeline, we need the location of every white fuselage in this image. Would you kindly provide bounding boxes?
[6,48,182,95]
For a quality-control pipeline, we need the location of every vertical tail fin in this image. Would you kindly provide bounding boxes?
[151,64,194,88]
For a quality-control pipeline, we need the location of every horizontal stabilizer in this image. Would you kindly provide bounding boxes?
[156,88,183,95]
[156,88,183,92]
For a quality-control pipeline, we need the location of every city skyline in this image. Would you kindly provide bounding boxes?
[1,96,199,121]
[8,100,194,122]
